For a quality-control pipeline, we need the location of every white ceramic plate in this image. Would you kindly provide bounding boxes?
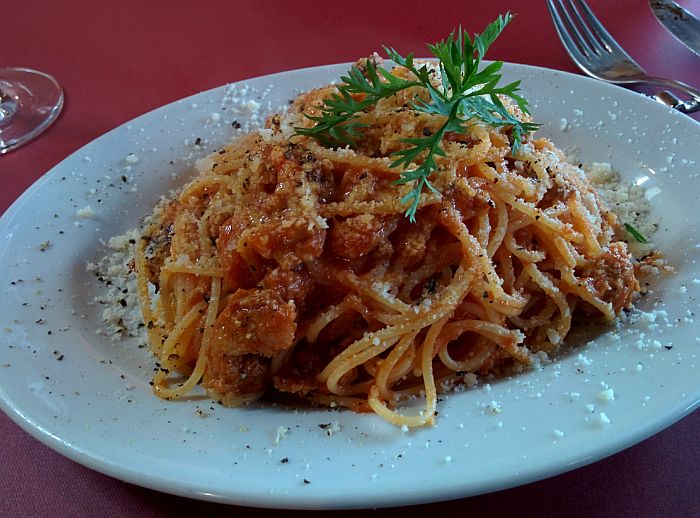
[0,63,698,509]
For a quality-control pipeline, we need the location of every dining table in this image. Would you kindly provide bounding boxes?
[2,0,699,515]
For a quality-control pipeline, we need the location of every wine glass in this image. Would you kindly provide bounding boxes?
[0,67,64,154]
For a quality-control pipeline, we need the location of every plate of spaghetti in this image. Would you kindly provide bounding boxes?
[0,19,699,509]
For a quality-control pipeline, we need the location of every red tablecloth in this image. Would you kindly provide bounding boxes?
[3,1,699,515]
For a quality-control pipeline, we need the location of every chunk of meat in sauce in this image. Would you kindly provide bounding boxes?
[328,214,386,259]
[217,216,264,292]
[246,217,325,266]
[338,167,378,201]
[273,349,325,395]
[218,208,323,290]
[580,242,639,312]
[203,353,270,401]
[392,212,436,267]
[260,266,314,310]
[203,288,297,400]
[208,288,297,358]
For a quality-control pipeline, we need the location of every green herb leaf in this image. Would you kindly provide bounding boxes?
[624,223,648,244]
[294,12,539,221]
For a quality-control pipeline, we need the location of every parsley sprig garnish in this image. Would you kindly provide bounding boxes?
[624,223,648,244]
[295,63,421,148]
[295,13,539,221]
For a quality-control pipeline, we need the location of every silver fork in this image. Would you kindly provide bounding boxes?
[547,0,700,113]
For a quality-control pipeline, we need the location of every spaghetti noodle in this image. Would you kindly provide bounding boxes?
[135,60,642,427]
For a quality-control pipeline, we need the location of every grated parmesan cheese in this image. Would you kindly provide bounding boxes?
[76,206,95,218]
[90,228,145,343]
[583,161,656,258]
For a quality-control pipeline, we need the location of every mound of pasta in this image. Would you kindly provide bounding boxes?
[136,59,641,427]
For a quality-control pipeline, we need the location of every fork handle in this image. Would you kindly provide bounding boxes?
[653,91,699,114]
[636,77,700,114]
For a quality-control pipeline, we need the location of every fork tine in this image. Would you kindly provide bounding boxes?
[548,0,694,102]
[565,0,606,55]
[550,0,594,57]
[571,0,637,62]
[547,0,590,65]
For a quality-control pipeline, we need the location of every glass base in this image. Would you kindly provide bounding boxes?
[0,67,64,154]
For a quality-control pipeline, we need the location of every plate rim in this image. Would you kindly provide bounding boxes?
[1,60,699,509]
